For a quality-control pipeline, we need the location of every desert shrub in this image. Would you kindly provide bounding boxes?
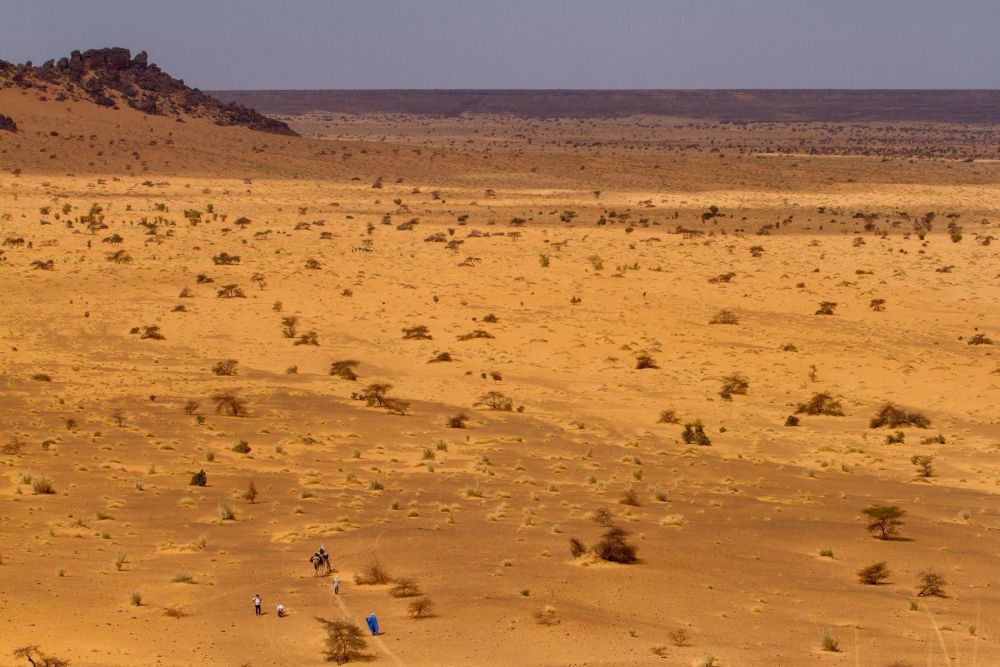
[587,255,604,270]
[533,605,560,625]
[591,507,614,526]
[354,559,392,585]
[217,502,236,520]
[281,316,298,338]
[870,298,886,311]
[796,392,844,416]
[31,373,53,382]
[916,570,947,598]
[821,630,841,652]
[657,409,679,424]
[31,476,55,495]
[594,526,637,564]
[172,571,194,583]
[447,413,469,428]
[163,605,188,619]
[635,354,658,369]
[719,373,749,401]
[12,645,69,667]
[619,488,640,506]
[212,359,239,376]
[921,434,946,445]
[329,360,360,380]
[3,438,26,455]
[389,578,421,598]
[668,628,690,647]
[213,390,248,416]
[862,505,905,540]
[476,391,513,411]
[317,617,367,664]
[183,400,200,415]
[140,325,165,340]
[106,250,132,263]
[212,252,240,265]
[784,415,800,426]
[815,301,837,315]
[130,590,143,606]
[216,284,246,298]
[294,330,319,346]
[189,470,207,486]
[886,431,905,445]
[457,329,494,341]
[709,272,735,283]
[869,403,930,429]
[911,455,934,478]
[407,597,434,619]
[968,333,993,345]
[682,421,711,446]
[858,562,890,585]
[428,351,453,363]
[383,397,410,415]
[402,325,432,340]
[568,538,587,558]
[232,440,251,453]
[780,343,798,352]
[709,310,739,325]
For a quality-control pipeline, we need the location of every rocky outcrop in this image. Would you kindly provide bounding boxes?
[0,48,295,136]
[0,113,16,132]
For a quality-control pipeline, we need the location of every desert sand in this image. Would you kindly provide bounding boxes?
[1,81,999,667]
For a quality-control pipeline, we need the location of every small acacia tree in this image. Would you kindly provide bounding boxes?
[916,570,947,598]
[476,391,513,411]
[857,562,890,585]
[12,645,68,667]
[317,617,367,664]
[862,505,905,540]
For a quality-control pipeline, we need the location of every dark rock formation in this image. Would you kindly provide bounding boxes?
[0,113,16,132]
[0,47,295,136]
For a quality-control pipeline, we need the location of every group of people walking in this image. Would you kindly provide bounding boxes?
[250,545,343,621]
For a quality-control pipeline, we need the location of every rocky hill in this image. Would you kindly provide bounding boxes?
[0,47,295,135]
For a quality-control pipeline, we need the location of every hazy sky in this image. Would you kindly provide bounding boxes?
[1,0,998,89]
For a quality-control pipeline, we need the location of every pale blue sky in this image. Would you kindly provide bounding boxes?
[1,0,997,89]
